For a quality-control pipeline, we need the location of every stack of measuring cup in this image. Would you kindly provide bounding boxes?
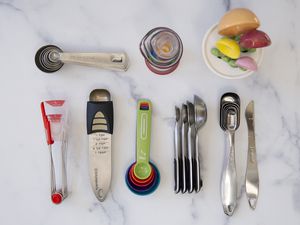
[125,100,160,195]
[140,27,183,75]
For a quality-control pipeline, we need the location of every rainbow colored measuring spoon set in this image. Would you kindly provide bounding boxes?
[125,100,160,195]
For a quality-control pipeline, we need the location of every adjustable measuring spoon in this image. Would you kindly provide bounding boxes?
[86,89,113,202]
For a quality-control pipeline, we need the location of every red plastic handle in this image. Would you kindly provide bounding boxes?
[40,102,54,145]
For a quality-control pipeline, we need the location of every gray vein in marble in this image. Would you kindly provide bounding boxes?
[271,114,300,212]
[110,192,126,225]
[190,198,199,222]
[88,192,126,225]
[112,72,141,101]
[281,115,300,166]
[98,203,113,225]
[270,115,300,181]
[0,0,30,22]
[223,0,231,11]
[248,76,281,103]
[0,1,22,12]
[289,23,300,85]
[0,1,55,44]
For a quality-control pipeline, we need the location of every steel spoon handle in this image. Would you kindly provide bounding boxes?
[221,131,237,216]
[187,124,195,193]
[59,52,129,71]
[245,100,259,209]
[181,122,188,193]
[245,130,259,209]
[49,145,56,194]
[194,133,202,192]
[174,122,181,193]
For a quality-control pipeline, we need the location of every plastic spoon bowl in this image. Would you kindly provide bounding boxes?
[133,162,152,180]
[130,164,154,185]
[126,162,160,195]
[128,163,156,188]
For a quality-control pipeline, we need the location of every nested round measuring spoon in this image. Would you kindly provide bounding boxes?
[220,93,240,216]
[35,45,129,73]
[125,99,160,195]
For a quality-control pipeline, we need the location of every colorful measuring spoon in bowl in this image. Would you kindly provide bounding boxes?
[125,99,160,195]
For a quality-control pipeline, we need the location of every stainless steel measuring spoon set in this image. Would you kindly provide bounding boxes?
[174,96,207,193]
[172,93,259,216]
[219,93,259,216]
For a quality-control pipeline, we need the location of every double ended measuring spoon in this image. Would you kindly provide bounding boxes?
[245,101,259,209]
[87,89,113,202]
[35,45,129,73]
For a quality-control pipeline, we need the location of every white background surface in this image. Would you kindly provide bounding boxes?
[0,0,299,224]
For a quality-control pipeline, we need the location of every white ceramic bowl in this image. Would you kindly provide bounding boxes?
[202,24,264,79]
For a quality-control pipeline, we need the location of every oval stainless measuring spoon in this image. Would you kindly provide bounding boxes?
[220,93,240,216]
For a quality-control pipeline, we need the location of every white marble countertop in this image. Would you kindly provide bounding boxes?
[0,0,299,224]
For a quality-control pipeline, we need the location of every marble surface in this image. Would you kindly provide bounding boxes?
[0,0,299,224]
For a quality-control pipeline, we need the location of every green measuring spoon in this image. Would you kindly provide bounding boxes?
[134,99,153,180]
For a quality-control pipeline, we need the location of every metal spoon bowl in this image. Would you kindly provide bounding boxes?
[89,89,111,102]
[194,95,207,130]
[35,45,64,73]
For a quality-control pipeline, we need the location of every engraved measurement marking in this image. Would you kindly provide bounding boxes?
[249,146,256,163]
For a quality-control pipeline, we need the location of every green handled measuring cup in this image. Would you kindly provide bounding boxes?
[133,99,153,180]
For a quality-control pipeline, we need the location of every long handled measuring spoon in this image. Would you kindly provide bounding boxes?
[35,45,129,73]
[125,99,160,195]
[133,100,153,180]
